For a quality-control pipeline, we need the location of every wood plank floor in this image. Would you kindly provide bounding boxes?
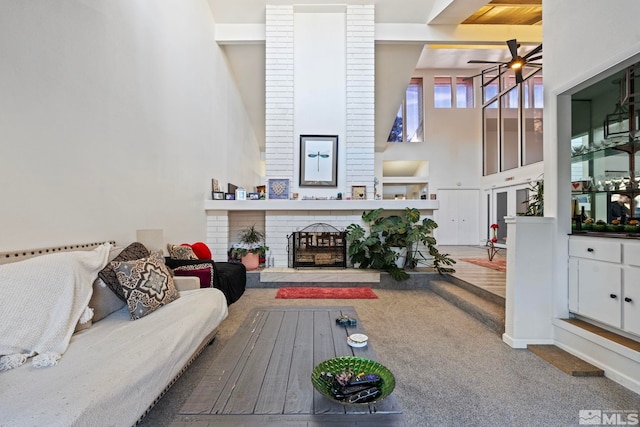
[440,245,507,299]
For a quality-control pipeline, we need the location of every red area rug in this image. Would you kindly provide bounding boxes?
[275,287,378,299]
[460,258,507,273]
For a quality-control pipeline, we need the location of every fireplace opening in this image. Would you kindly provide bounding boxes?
[287,223,346,269]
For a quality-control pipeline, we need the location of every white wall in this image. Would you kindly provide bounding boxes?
[543,0,640,319]
[382,68,482,192]
[0,0,260,251]
[293,11,346,197]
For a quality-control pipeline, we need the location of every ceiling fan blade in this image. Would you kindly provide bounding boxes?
[467,60,506,64]
[507,39,519,59]
[515,68,523,84]
[527,55,542,62]
[523,44,542,60]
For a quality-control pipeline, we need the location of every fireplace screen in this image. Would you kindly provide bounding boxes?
[287,223,346,269]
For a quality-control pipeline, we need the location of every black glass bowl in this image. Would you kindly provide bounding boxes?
[311,356,395,405]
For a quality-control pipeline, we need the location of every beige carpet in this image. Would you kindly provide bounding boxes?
[139,288,640,427]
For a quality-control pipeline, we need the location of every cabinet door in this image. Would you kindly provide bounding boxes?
[623,267,640,336]
[578,259,622,328]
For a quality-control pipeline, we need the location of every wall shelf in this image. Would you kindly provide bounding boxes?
[204,199,438,212]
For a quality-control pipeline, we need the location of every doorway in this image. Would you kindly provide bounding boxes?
[435,189,480,245]
[488,183,532,245]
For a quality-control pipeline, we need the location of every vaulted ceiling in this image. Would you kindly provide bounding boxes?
[206,0,542,152]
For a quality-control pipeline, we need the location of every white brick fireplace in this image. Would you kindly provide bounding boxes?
[205,4,438,266]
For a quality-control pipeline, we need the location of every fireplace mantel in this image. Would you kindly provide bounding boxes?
[204,199,438,212]
[205,199,438,267]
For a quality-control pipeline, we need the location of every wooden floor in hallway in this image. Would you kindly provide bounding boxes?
[439,245,506,300]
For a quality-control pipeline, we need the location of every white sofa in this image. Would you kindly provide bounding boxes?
[0,243,228,427]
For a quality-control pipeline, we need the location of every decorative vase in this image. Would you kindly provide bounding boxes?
[241,252,260,271]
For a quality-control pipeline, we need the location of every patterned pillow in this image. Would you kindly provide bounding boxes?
[172,263,214,288]
[98,242,149,301]
[167,244,198,260]
[111,252,179,320]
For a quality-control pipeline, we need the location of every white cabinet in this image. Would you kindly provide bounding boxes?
[569,236,639,337]
[623,267,640,336]
[574,259,622,328]
[435,189,479,245]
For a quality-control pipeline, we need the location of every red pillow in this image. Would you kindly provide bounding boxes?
[181,242,212,260]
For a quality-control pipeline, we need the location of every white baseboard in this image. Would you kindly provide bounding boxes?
[502,333,554,348]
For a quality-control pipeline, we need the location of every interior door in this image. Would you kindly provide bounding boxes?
[495,191,508,242]
[458,189,480,245]
[436,189,480,245]
[436,190,458,245]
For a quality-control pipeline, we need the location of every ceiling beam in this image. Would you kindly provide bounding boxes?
[376,23,542,44]
[215,23,542,45]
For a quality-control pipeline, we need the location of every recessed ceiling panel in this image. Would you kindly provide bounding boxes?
[463,1,542,26]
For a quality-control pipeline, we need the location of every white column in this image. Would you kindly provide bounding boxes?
[503,216,556,348]
[346,5,375,199]
[265,5,294,182]
[206,211,229,261]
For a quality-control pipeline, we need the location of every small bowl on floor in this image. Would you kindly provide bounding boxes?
[311,356,395,405]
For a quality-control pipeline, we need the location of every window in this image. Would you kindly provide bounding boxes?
[483,75,499,107]
[482,69,544,175]
[388,78,424,142]
[434,76,452,108]
[456,77,474,108]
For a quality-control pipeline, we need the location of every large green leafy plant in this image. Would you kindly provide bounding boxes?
[345,208,455,280]
[522,179,543,216]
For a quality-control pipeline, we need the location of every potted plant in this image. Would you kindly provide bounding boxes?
[522,178,544,216]
[345,208,455,281]
[230,225,269,271]
[379,214,409,268]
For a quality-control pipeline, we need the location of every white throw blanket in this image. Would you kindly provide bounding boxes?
[0,243,111,370]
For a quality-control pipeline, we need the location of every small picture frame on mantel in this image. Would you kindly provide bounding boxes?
[236,188,247,200]
[352,185,366,200]
[212,191,224,200]
[268,178,290,200]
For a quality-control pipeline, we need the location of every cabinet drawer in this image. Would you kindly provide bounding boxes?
[569,238,621,263]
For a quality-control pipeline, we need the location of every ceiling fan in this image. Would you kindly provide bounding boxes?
[466,39,542,84]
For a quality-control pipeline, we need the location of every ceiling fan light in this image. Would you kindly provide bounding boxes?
[510,59,524,70]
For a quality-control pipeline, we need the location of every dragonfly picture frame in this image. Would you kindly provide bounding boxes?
[299,134,338,187]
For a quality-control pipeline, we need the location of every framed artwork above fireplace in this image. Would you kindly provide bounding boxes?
[299,135,338,187]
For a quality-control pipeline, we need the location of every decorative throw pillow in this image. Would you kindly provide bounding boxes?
[190,242,212,260]
[111,252,179,320]
[89,277,126,322]
[98,242,149,301]
[167,244,198,260]
[172,263,214,288]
